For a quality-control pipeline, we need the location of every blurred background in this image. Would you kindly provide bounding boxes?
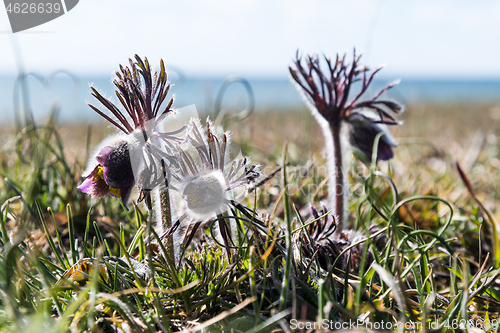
[0,0,500,147]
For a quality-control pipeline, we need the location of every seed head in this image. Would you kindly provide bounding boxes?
[170,118,259,220]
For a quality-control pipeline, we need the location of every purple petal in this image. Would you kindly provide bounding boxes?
[96,146,114,165]
[377,140,395,161]
[119,185,133,211]
[77,166,111,198]
[78,177,110,198]
[77,177,94,194]
[82,162,99,178]
[347,118,397,162]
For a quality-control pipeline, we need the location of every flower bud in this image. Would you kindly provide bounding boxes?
[346,111,398,161]
[78,137,135,209]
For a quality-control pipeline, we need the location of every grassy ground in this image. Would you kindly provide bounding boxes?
[1,99,500,332]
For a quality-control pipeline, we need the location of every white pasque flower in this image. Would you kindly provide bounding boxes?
[169,118,260,221]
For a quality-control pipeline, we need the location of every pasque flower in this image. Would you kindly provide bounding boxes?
[165,119,259,258]
[78,135,136,208]
[289,50,402,232]
[346,110,398,161]
[171,119,259,219]
[78,55,183,209]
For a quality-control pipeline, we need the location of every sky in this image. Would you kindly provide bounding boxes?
[0,0,500,79]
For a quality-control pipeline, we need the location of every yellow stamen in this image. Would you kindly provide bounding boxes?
[92,165,121,197]
[108,187,121,198]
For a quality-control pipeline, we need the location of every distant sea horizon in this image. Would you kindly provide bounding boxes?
[1,74,499,124]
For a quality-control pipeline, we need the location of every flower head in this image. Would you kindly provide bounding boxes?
[156,119,259,260]
[346,110,398,161]
[79,55,184,209]
[171,119,259,220]
[295,205,384,272]
[289,50,402,160]
[181,170,227,217]
[78,135,136,208]
[289,50,403,233]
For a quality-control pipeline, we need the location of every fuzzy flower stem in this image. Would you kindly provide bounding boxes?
[330,123,344,234]
[158,188,174,261]
[319,120,339,227]
[158,159,174,261]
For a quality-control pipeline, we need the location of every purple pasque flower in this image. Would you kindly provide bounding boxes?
[289,50,402,160]
[289,50,402,233]
[79,55,184,209]
[78,136,135,208]
[346,110,398,161]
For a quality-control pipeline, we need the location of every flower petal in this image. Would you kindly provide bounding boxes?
[119,185,134,211]
[346,111,397,161]
[96,146,114,165]
[82,134,130,177]
[377,139,395,161]
[77,172,110,198]
[77,177,94,194]
[102,142,135,190]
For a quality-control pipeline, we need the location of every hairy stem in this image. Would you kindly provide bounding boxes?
[156,188,175,261]
[299,97,346,234]
[330,123,344,234]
